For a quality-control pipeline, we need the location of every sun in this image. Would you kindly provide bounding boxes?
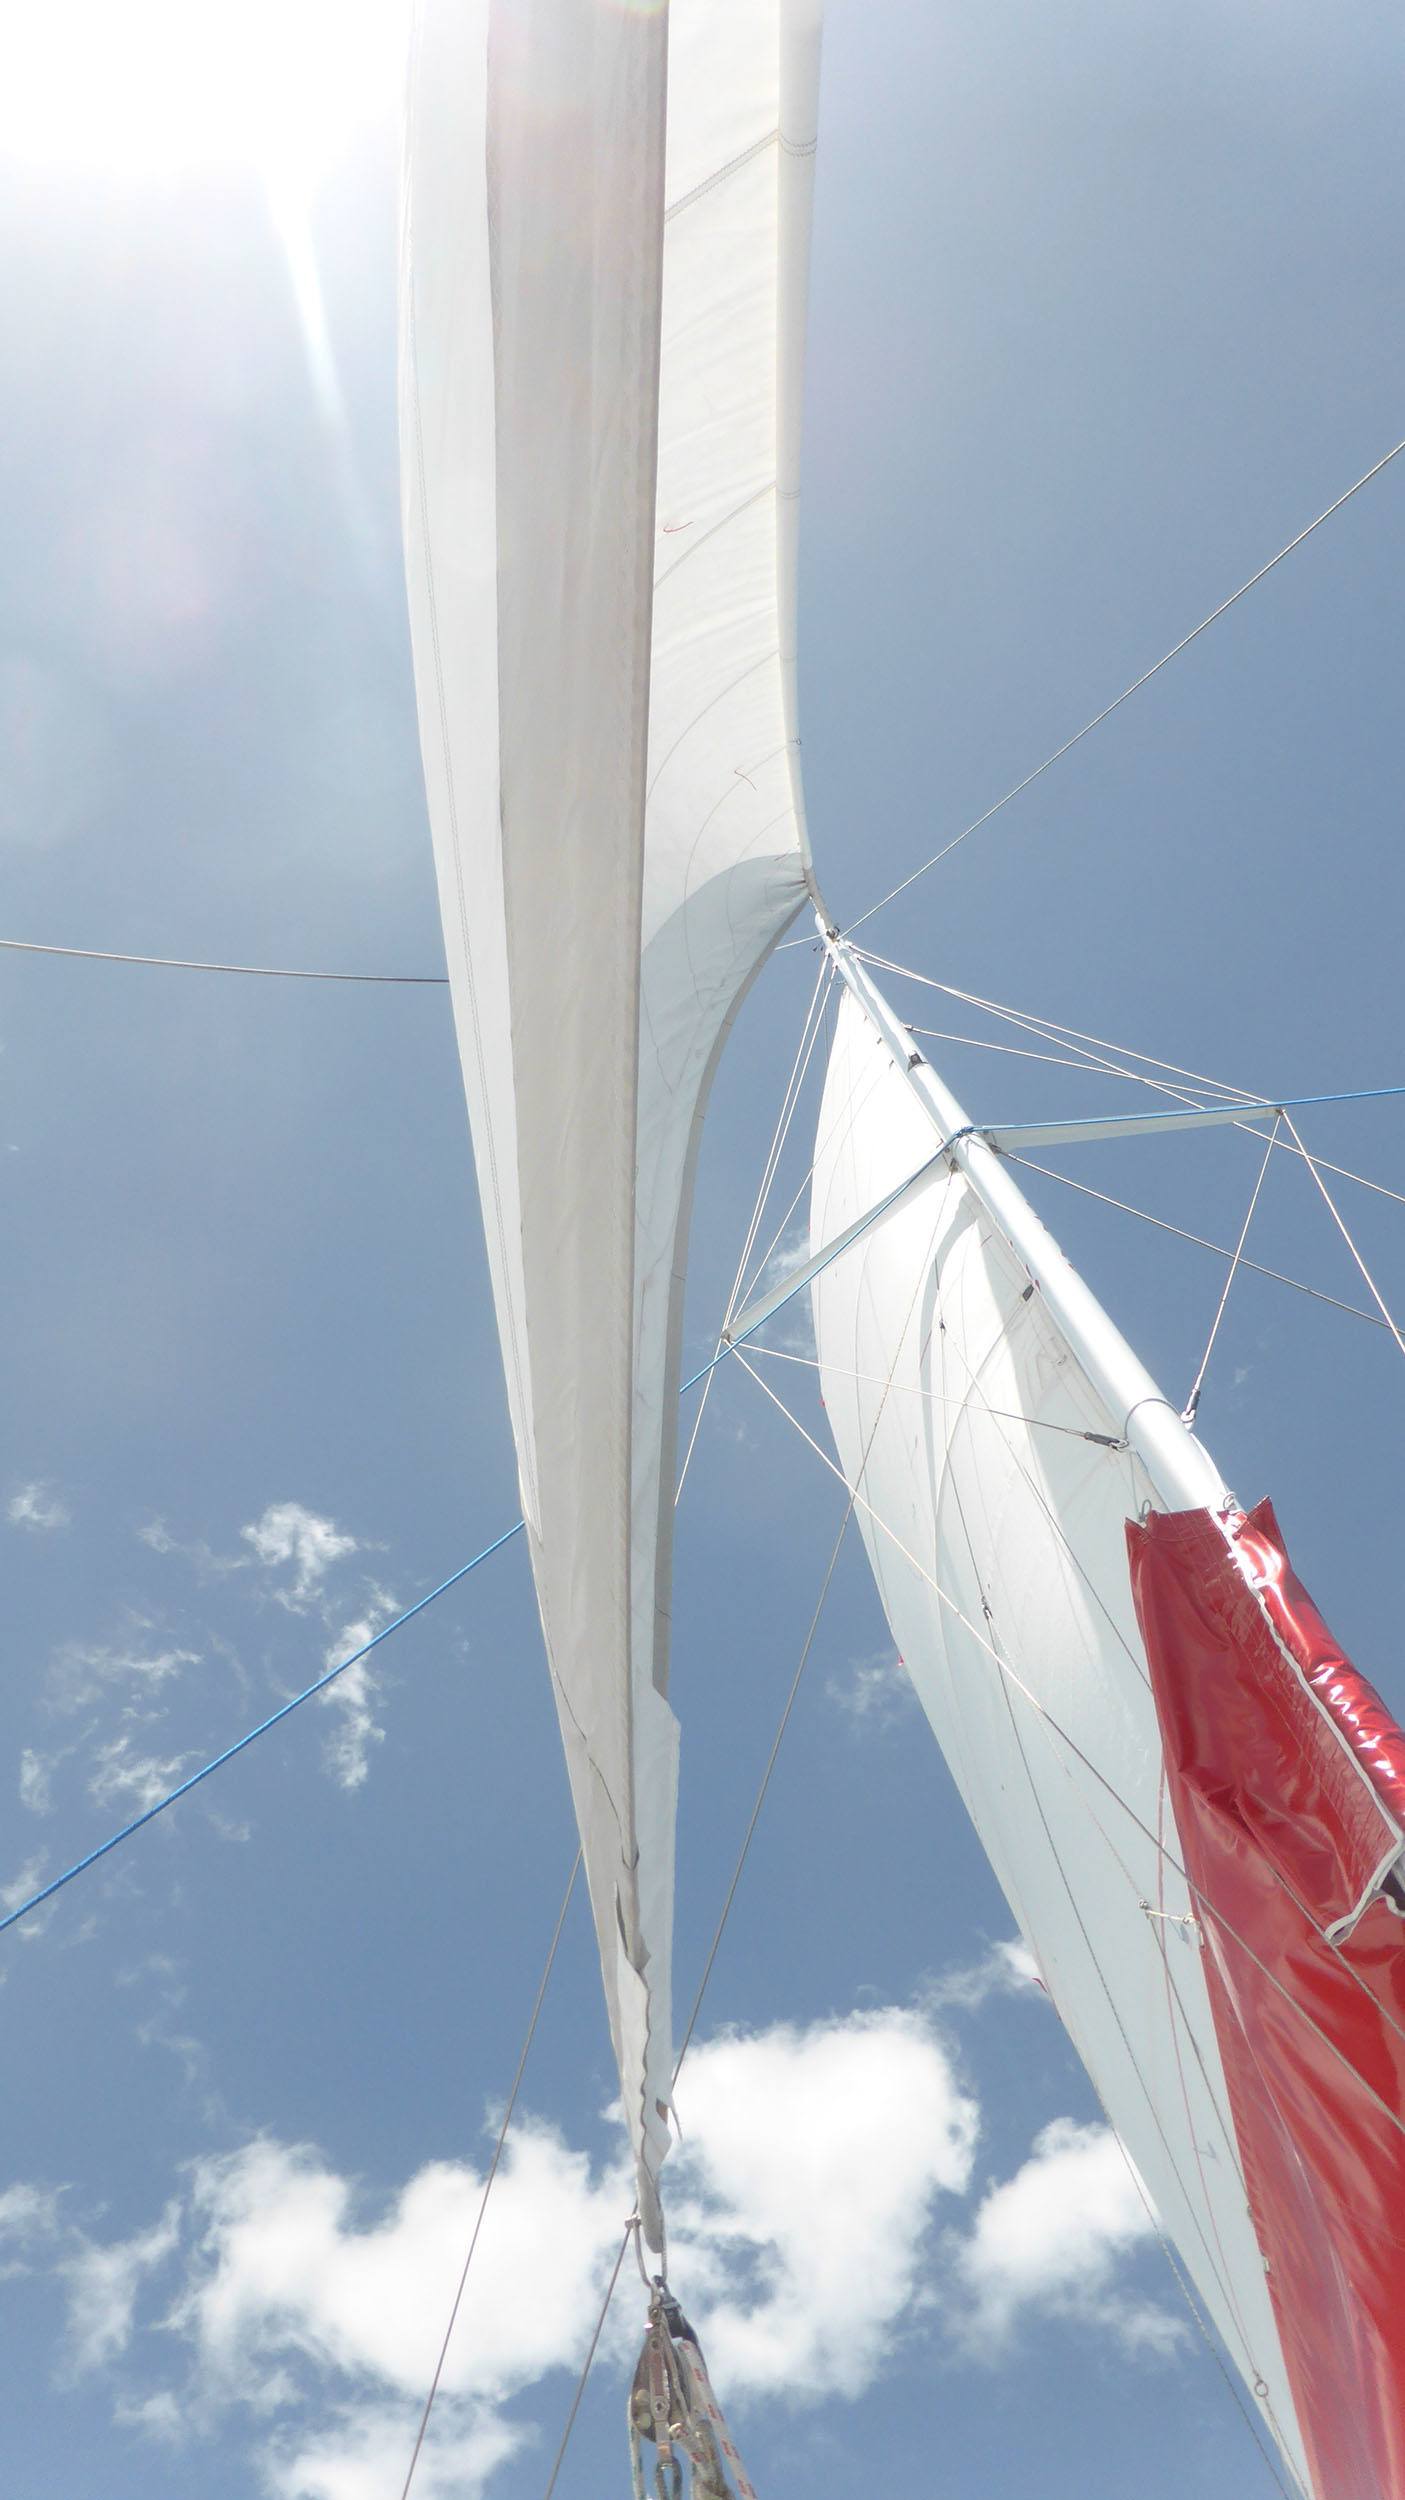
[0,0,409,188]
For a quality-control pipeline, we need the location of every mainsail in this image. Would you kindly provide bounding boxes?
[810,943,1405,2499]
[399,0,822,2245]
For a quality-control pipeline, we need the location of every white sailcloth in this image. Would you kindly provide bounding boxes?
[810,976,1311,2492]
[399,0,820,2242]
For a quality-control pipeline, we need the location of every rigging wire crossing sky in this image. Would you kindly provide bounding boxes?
[2,5,1402,2499]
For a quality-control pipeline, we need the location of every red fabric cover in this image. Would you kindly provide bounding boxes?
[1128,1499,1405,2500]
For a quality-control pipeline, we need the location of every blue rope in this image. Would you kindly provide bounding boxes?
[984,1082,1405,1141]
[0,1520,525,1939]
[11,1066,1399,1945]
[2,1325,785,1943]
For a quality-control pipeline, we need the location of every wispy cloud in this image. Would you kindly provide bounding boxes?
[8,1481,69,1533]
[62,2205,182,2375]
[316,1592,394,1792]
[241,1504,358,1611]
[825,1648,916,1731]
[87,1738,196,1816]
[48,1634,200,1717]
[19,1748,55,1815]
[922,1937,1043,2013]
[0,2183,63,2272]
[747,1223,817,1359]
[0,1853,53,1939]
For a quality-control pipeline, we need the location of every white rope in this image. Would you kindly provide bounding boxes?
[401,1851,582,2500]
[845,433,1405,932]
[1181,1116,1281,1425]
[0,934,447,983]
[677,964,831,1502]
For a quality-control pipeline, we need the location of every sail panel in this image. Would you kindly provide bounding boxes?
[1131,1500,1405,2500]
[634,0,819,1693]
[810,988,1308,2488]
[401,0,820,2242]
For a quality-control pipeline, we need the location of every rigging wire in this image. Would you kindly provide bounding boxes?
[746,1340,1129,1443]
[538,1494,863,2496]
[735,1345,1301,2487]
[538,1230,932,2498]
[866,953,1405,1213]
[540,2229,633,2500]
[842,431,1405,934]
[927,1304,1297,2479]
[0,936,448,983]
[1181,1117,1281,1424]
[1281,1112,1405,1364]
[732,1347,1405,2120]
[399,1850,582,2500]
[859,953,1265,1102]
[1003,1152,1385,1333]
[677,962,832,1503]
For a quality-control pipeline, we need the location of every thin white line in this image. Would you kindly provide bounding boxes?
[847,434,1405,930]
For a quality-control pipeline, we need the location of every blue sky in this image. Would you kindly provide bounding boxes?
[2,3,1402,2495]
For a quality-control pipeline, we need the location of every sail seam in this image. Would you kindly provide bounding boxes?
[664,128,778,223]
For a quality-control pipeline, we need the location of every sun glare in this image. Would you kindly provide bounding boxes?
[1,0,408,187]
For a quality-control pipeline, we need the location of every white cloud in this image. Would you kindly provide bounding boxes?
[242,1505,357,1609]
[139,1519,247,1579]
[923,1936,1044,2013]
[825,1649,916,1730]
[174,2127,622,2405]
[63,2205,181,2373]
[1,1853,52,1938]
[49,1636,199,1715]
[316,1594,394,1792]
[88,1738,194,1815]
[0,2182,62,2257]
[8,1481,69,1532]
[19,1748,54,1815]
[61,2005,986,2493]
[748,1224,817,1359]
[671,2008,979,2399]
[956,2118,1177,2353]
[266,2401,520,2500]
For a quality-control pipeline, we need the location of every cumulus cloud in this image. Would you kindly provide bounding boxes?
[267,2402,520,2500]
[60,2006,987,2494]
[241,1505,357,1609]
[956,2118,1177,2354]
[670,2007,979,2398]
[7,1481,69,1532]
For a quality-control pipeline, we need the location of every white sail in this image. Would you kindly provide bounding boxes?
[399,0,820,2244]
[809,964,1311,2492]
